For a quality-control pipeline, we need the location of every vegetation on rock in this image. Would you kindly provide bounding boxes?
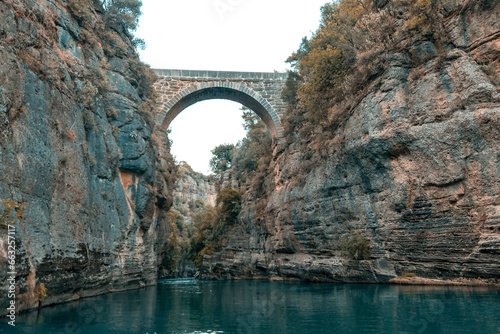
[339,230,371,260]
[285,0,497,129]
[211,107,273,185]
[194,0,500,282]
[231,108,273,185]
[0,0,176,314]
[37,283,47,303]
[209,144,235,176]
[189,188,242,265]
[0,200,27,229]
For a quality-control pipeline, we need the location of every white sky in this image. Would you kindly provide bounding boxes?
[135,0,328,174]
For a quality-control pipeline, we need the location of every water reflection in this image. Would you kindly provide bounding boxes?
[14,281,500,334]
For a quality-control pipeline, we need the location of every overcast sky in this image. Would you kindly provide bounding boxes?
[135,0,328,174]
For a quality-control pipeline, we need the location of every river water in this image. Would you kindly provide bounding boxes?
[12,279,500,334]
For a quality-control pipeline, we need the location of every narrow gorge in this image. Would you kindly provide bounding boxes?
[1,0,499,320]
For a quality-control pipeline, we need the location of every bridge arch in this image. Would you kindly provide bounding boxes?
[158,82,283,137]
[154,69,288,138]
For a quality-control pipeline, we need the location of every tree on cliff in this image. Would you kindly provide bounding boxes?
[69,0,145,49]
[210,144,235,175]
[102,0,142,30]
[231,108,272,184]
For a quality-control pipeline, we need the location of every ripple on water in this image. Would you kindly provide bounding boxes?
[158,278,199,285]
[158,278,203,294]
[174,331,224,334]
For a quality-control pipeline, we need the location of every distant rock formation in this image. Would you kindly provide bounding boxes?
[173,162,217,225]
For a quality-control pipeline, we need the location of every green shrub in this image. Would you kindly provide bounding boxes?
[102,0,143,32]
[339,230,371,260]
[281,70,300,106]
[217,188,242,225]
[163,222,180,271]
[189,205,219,265]
[209,144,235,175]
[230,109,272,184]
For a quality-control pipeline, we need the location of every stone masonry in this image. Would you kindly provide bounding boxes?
[153,69,288,138]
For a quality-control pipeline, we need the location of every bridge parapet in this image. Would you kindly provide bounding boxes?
[154,69,288,80]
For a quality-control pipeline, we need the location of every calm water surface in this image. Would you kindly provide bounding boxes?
[12,279,500,334]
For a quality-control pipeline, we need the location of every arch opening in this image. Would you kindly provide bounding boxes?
[159,83,283,138]
[168,100,248,175]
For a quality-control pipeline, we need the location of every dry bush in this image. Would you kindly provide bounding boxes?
[80,28,99,47]
[78,81,99,108]
[62,128,76,142]
[106,106,118,119]
[82,109,98,131]
[400,271,417,278]
[89,62,111,94]
[100,28,129,57]
[0,200,27,229]
[67,0,95,25]
[339,230,371,260]
[128,57,158,100]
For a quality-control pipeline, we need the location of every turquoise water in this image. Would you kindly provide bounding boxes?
[10,280,500,334]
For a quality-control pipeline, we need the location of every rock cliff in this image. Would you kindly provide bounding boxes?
[0,0,175,314]
[156,162,217,279]
[200,3,500,283]
[172,162,216,225]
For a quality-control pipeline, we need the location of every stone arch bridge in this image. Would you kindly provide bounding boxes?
[153,69,288,138]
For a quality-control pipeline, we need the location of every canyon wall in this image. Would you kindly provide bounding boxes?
[157,163,217,278]
[173,162,217,225]
[0,0,175,314]
[200,3,500,283]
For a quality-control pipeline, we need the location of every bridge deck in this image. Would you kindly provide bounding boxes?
[154,69,288,80]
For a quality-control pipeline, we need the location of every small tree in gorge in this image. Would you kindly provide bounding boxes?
[209,144,235,175]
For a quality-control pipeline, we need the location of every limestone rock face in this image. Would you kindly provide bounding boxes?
[200,4,500,282]
[0,0,175,314]
[173,163,217,225]
[157,163,217,279]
